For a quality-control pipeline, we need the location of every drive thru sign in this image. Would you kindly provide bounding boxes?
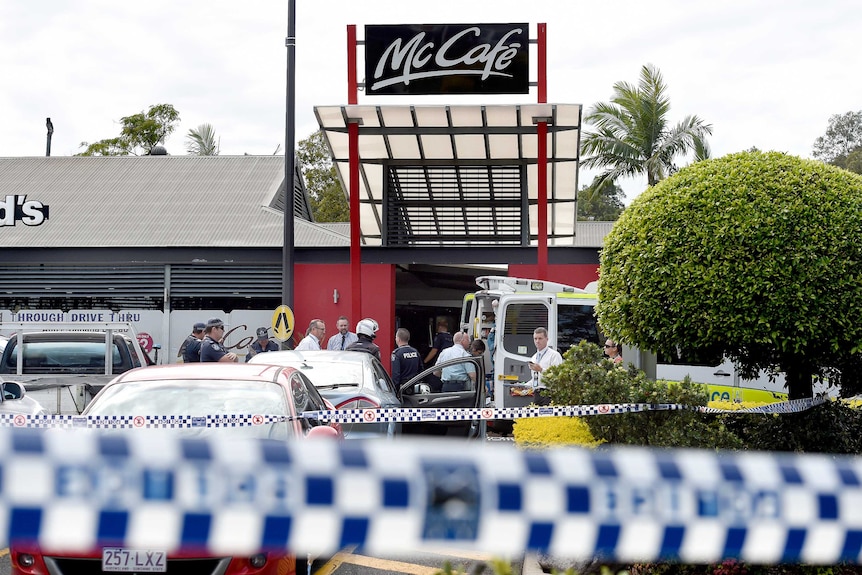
[271,305,294,342]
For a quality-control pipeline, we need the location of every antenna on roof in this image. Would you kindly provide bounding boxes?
[45,118,54,157]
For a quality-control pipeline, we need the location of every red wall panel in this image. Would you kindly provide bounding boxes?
[294,263,395,371]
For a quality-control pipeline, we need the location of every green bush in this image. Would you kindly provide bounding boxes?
[542,341,742,449]
[512,416,602,448]
[722,400,862,454]
[596,151,862,399]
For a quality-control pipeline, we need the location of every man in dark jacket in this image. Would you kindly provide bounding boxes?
[245,327,280,362]
[180,322,205,363]
[346,318,381,361]
[200,318,238,363]
[423,319,453,393]
[391,328,423,387]
[423,319,454,365]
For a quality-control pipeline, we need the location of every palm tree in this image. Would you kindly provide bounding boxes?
[580,64,712,187]
[185,123,220,156]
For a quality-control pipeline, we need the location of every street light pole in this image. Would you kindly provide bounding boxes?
[282,0,296,330]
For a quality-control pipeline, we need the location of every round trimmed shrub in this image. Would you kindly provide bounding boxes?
[597,151,862,398]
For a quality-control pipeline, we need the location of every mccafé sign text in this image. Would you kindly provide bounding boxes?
[365,23,529,95]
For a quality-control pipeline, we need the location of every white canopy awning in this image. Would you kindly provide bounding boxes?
[314,104,582,247]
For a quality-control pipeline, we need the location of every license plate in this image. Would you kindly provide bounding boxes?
[102,548,167,572]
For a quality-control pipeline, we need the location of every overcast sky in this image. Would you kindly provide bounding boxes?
[2,0,859,202]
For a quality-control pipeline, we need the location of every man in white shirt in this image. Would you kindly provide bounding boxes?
[326,316,358,350]
[528,327,563,388]
[435,332,475,392]
[295,319,326,351]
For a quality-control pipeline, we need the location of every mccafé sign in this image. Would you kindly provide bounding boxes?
[365,23,529,95]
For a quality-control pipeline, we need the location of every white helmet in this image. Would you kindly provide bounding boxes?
[356,318,379,339]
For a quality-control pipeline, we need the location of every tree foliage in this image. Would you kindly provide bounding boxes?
[185,123,219,156]
[846,149,862,175]
[578,176,625,221]
[812,110,862,173]
[596,150,862,399]
[77,104,181,156]
[580,64,713,187]
[297,130,348,222]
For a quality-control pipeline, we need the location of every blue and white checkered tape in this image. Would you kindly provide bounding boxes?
[303,398,825,423]
[1,426,861,564]
[0,413,291,429]
[0,398,827,429]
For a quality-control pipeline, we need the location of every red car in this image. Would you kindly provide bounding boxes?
[11,362,342,575]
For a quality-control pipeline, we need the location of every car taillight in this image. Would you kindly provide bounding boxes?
[336,396,380,409]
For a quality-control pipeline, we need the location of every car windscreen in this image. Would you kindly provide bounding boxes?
[292,362,364,389]
[13,340,123,372]
[85,379,294,440]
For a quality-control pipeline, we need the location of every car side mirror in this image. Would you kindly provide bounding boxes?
[1,381,24,401]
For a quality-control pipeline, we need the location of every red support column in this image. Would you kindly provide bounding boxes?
[537,23,548,279]
[347,25,361,320]
[538,120,548,279]
[349,120,361,323]
[347,25,358,105]
[537,23,547,104]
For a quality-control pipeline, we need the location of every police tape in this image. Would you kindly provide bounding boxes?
[0,413,291,429]
[697,397,828,414]
[0,397,829,428]
[306,403,684,423]
[1,427,861,564]
[304,397,828,423]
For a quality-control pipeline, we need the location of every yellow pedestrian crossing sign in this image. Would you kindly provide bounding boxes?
[271,305,295,342]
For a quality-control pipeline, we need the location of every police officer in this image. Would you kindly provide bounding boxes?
[345,318,381,360]
[246,327,279,362]
[391,328,423,386]
[180,322,205,363]
[200,318,238,363]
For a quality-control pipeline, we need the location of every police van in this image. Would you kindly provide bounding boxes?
[460,276,788,409]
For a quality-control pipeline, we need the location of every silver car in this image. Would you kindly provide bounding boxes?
[251,349,488,439]
[250,350,401,438]
[0,380,47,416]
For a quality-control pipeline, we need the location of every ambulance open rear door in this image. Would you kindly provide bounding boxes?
[493,294,557,408]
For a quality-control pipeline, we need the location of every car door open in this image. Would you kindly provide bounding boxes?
[399,355,485,438]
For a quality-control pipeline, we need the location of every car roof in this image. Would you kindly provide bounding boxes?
[109,362,295,384]
[250,349,375,365]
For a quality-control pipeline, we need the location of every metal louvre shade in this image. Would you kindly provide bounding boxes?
[0,266,164,297]
[169,266,282,297]
[384,165,526,246]
[0,265,166,310]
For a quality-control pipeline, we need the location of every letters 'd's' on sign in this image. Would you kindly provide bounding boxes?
[364,24,529,96]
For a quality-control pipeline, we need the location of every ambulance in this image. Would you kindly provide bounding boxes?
[460,276,788,409]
